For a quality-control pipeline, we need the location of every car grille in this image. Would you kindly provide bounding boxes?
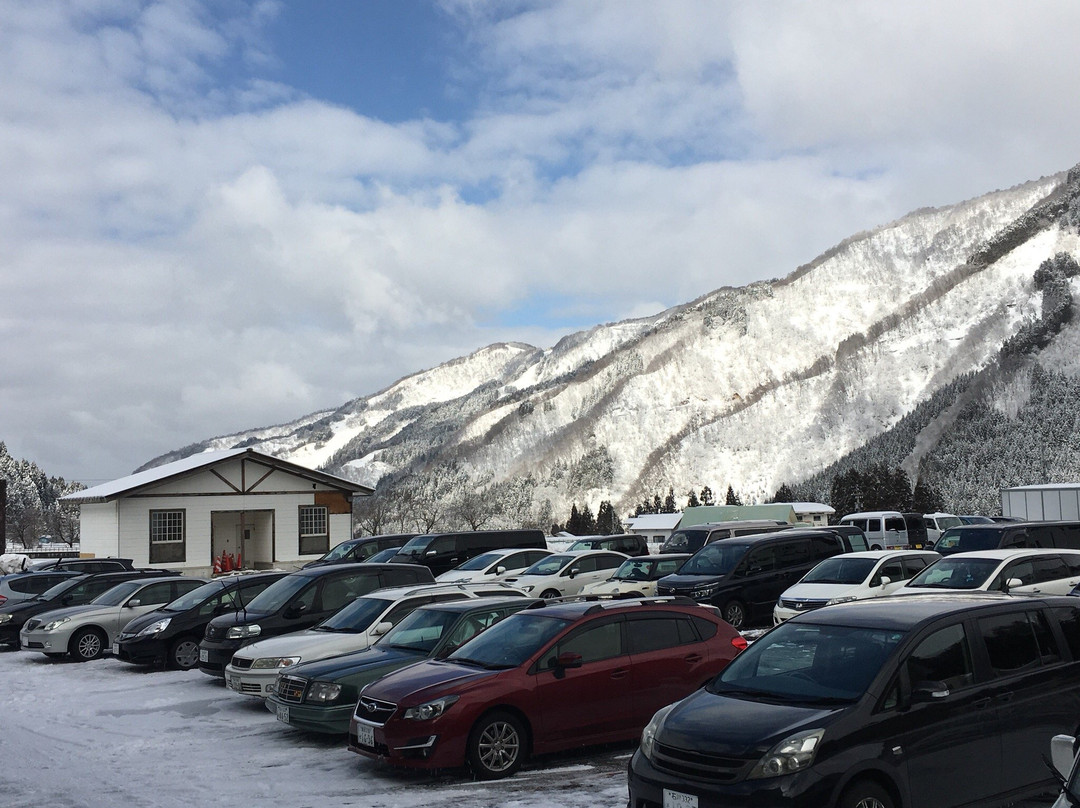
[238,681,263,694]
[354,696,396,725]
[24,619,41,631]
[231,656,254,670]
[276,675,307,704]
[651,742,756,782]
[778,599,828,612]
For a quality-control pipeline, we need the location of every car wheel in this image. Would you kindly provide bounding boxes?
[70,627,106,661]
[838,779,895,808]
[722,600,747,629]
[539,589,560,600]
[169,637,201,670]
[467,711,526,780]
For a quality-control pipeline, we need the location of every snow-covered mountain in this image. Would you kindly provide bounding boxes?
[146,164,1080,513]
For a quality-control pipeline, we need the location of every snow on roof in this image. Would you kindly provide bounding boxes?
[62,448,371,503]
[626,513,683,530]
[789,502,836,515]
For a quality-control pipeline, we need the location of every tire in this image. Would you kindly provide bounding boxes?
[539,589,560,600]
[722,600,747,630]
[837,779,895,808]
[169,637,201,671]
[467,711,526,780]
[70,627,106,661]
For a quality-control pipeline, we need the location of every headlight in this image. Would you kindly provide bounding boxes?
[640,703,676,762]
[226,624,262,640]
[521,585,534,593]
[251,656,300,669]
[826,595,859,606]
[137,618,172,637]
[748,729,824,779]
[42,617,70,632]
[306,681,343,703]
[0,614,12,624]
[403,695,459,721]
[694,585,718,598]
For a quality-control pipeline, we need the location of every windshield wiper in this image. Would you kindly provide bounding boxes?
[451,657,507,670]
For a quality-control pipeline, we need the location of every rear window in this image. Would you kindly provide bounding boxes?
[935,528,1002,553]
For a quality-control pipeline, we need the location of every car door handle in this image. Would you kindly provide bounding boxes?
[610,668,629,680]
[974,697,992,710]
[683,653,703,664]
[997,692,1014,703]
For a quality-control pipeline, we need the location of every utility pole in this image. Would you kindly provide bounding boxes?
[0,479,7,555]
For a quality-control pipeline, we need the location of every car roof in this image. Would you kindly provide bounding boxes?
[935,548,1080,560]
[412,596,535,614]
[791,592,1076,631]
[359,581,526,600]
[624,554,690,562]
[291,562,411,578]
[518,595,717,620]
[709,529,837,545]
[818,550,939,560]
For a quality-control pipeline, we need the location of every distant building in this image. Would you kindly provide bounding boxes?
[1001,483,1080,521]
[62,448,372,576]
[789,502,836,527]
[625,512,683,546]
[676,504,797,529]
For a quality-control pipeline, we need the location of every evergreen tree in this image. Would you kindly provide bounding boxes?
[566,503,582,534]
[912,477,944,513]
[579,503,597,535]
[700,486,715,506]
[771,483,796,503]
[596,500,621,534]
[663,487,677,514]
[725,485,742,506]
[652,493,663,513]
[686,489,701,508]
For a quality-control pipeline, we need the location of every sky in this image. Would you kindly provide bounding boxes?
[4,0,1080,485]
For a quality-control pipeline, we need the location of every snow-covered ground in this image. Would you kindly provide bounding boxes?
[0,647,631,808]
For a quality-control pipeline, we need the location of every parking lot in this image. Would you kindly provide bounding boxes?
[0,648,631,808]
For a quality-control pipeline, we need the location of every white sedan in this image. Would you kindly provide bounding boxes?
[892,548,1080,597]
[435,548,553,583]
[581,554,690,598]
[773,550,940,624]
[504,550,628,599]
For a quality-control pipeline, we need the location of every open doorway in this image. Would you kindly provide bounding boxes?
[210,510,275,570]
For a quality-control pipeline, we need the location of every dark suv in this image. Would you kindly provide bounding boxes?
[628,593,1080,808]
[934,520,1080,555]
[197,562,434,677]
[0,569,180,647]
[656,530,844,629]
[348,596,748,779]
[303,534,417,568]
[567,534,650,556]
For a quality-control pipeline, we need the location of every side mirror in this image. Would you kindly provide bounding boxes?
[567,567,579,579]
[495,566,507,575]
[879,576,892,587]
[283,603,307,620]
[213,603,231,615]
[126,599,142,608]
[61,595,73,605]
[1004,577,1023,592]
[371,621,392,636]
[426,549,438,556]
[556,651,583,669]
[1051,734,1077,780]
[912,680,950,702]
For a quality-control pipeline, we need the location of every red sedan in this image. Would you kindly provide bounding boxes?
[348,596,747,778]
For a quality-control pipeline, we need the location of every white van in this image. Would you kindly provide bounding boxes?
[923,512,964,545]
[839,511,912,551]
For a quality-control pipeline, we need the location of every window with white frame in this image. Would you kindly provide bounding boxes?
[299,505,329,555]
[149,509,185,564]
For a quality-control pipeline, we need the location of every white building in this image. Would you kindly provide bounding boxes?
[63,449,372,576]
[790,502,836,527]
[1001,483,1080,521]
[625,513,683,546]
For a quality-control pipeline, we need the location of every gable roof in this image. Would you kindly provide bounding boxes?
[626,513,683,531]
[62,448,373,504]
[675,504,797,528]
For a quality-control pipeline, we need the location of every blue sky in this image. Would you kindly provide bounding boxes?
[4,0,1080,482]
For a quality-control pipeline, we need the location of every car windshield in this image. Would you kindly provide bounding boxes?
[934,528,1000,553]
[661,529,708,553]
[521,554,573,576]
[320,541,361,562]
[905,557,1002,589]
[679,543,751,576]
[162,580,226,612]
[37,576,89,601]
[454,552,503,572]
[709,622,906,704]
[90,581,143,606]
[244,575,312,612]
[613,559,657,581]
[314,595,391,633]
[448,612,569,669]
[936,517,964,530]
[396,536,433,557]
[801,557,877,585]
[380,608,460,654]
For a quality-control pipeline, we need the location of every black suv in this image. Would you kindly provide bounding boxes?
[303,534,417,568]
[198,562,434,677]
[628,593,1080,808]
[28,557,135,573]
[0,569,180,647]
[656,530,844,629]
[114,572,287,669]
[567,534,650,556]
[934,520,1080,555]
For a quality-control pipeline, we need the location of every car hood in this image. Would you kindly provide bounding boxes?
[26,604,108,624]
[780,583,862,601]
[360,658,497,705]
[658,573,725,588]
[503,573,559,587]
[435,571,480,583]
[231,629,372,661]
[288,646,424,683]
[657,688,845,758]
[208,609,275,630]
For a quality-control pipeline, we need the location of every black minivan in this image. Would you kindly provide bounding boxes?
[655,530,844,629]
[934,520,1080,555]
[197,562,434,677]
[628,593,1080,808]
[390,529,547,577]
[303,533,417,568]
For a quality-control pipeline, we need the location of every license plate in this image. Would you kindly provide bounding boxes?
[276,704,289,724]
[111,642,119,656]
[664,789,698,808]
[356,722,375,748]
[199,649,208,663]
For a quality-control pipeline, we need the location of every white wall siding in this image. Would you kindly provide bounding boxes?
[78,503,121,559]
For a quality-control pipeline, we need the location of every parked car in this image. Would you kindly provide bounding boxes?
[505,550,628,598]
[660,521,791,555]
[0,570,82,608]
[656,529,846,629]
[773,550,940,624]
[893,548,1080,596]
[959,514,995,525]
[302,534,417,568]
[1048,731,1080,808]
[267,596,534,734]
[20,576,207,661]
[923,512,964,544]
[27,557,135,573]
[627,593,1080,808]
[364,547,406,563]
[113,572,286,669]
[581,554,691,597]
[566,534,650,557]
[436,548,554,583]
[390,530,547,577]
[0,569,182,648]
[223,581,528,698]
[807,524,870,553]
[933,520,1080,555]
[838,511,930,550]
[198,562,434,678]
[348,596,748,779]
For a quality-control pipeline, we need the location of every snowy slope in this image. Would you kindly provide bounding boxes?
[147,166,1080,511]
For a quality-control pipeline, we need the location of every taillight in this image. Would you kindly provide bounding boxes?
[0,595,7,606]
[731,635,748,652]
